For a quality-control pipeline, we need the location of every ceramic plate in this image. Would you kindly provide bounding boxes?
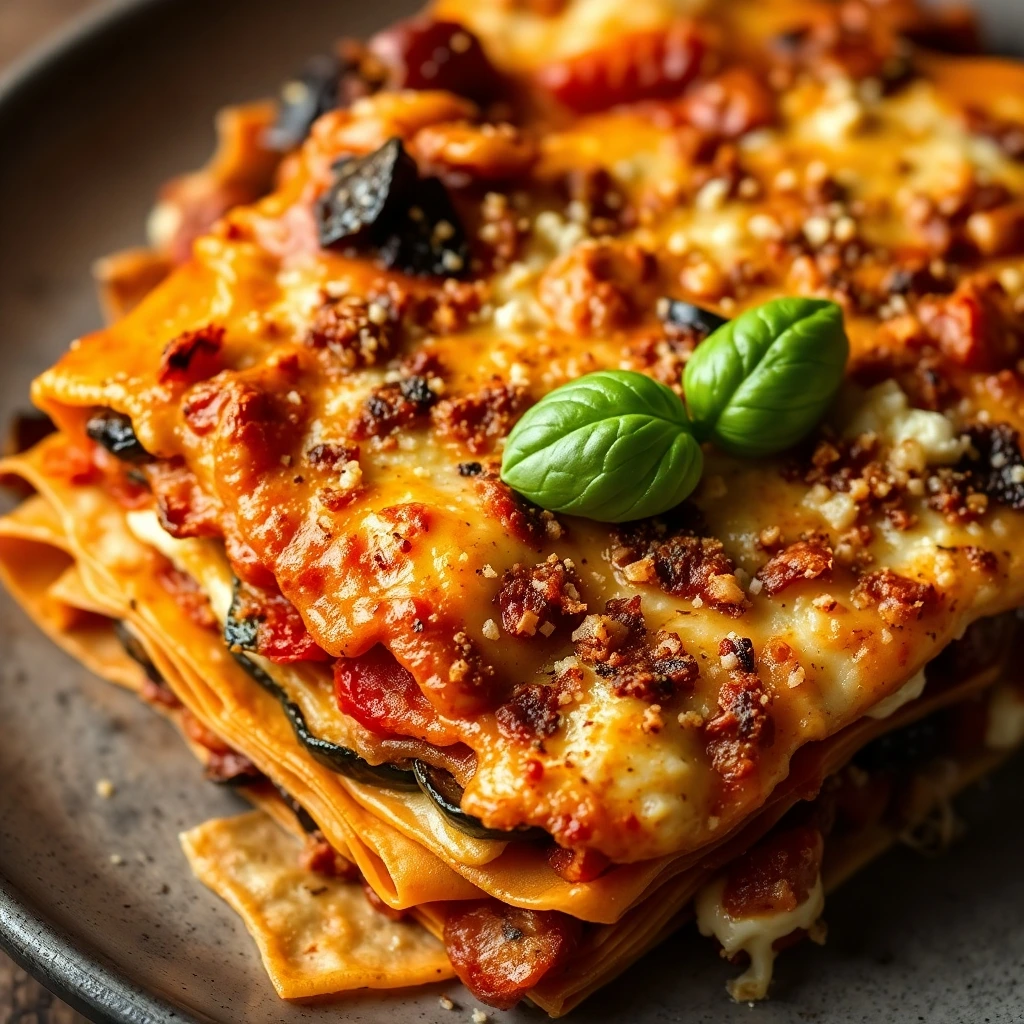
[2,1,1024,1021]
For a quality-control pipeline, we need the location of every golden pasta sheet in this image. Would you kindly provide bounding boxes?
[181,809,454,997]
[3,440,1022,1017]
[0,495,147,692]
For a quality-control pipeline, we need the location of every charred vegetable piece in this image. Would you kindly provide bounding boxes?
[367,16,502,103]
[231,651,418,791]
[6,409,55,456]
[316,137,418,248]
[444,901,582,1010]
[316,138,470,277]
[657,297,729,338]
[266,54,342,151]
[854,715,944,774]
[413,760,544,841]
[224,586,260,653]
[114,620,164,684]
[377,176,470,277]
[963,423,1024,510]
[85,409,152,462]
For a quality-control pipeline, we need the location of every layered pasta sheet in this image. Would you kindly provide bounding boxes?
[7,0,1024,1011]
[1,442,1020,1013]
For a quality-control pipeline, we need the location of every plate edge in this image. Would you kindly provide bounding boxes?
[0,873,207,1024]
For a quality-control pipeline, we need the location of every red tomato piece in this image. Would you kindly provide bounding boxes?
[721,824,824,919]
[444,901,581,1010]
[534,22,707,114]
[333,644,441,738]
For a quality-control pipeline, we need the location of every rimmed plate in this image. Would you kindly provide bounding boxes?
[2,1,1024,1021]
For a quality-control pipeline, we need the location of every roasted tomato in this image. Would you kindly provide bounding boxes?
[444,901,582,1009]
[368,17,503,103]
[546,845,611,883]
[721,824,823,919]
[226,579,332,663]
[534,21,707,114]
[333,644,456,744]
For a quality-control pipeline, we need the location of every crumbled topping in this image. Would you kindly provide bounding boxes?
[538,240,656,335]
[158,324,224,386]
[704,668,774,787]
[476,474,564,549]
[610,513,747,616]
[573,597,699,703]
[851,568,937,626]
[495,682,562,742]
[496,555,586,638]
[433,382,530,454]
[352,375,438,440]
[756,537,834,596]
[305,294,396,370]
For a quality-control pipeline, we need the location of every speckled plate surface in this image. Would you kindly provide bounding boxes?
[3,2,1024,1022]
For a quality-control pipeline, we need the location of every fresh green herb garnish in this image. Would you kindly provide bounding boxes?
[500,297,848,522]
[683,296,848,457]
[500,370,704,523]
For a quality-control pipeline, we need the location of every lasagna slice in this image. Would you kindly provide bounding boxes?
[5,0,1024,1012]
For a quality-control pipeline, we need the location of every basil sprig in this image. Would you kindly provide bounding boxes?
[683,297,848,457]
[500,297,848,522]
[501,370,703,523]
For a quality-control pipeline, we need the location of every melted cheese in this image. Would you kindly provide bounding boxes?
[19,0,1024,867]
[865,667,927,720]
[695,873,825,1002]
[434,0,709,69]
[985,684,1024,750]
[843,381,969,467]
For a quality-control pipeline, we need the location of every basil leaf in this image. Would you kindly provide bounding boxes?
[683,297,848,457]
[501,370,704,523]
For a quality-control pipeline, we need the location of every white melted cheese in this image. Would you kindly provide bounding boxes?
[435,0,709,68]
[865,667,927,720]
[695,872,825,1002]
[985,685,1024,750]
[843,380,969,466]
[125,509,234,622]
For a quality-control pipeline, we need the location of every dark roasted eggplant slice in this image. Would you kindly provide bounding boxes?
[231,651,418,791]
[224,583,260,654]
[85,409,153,462]
[377,176,470,278]
[413,760,545,842]
[114,620,164,684]
[962,423,1024,511]
[266,54,342,152]
[316,138,469,277]
[316,138,419,248]
[657,297,729,339]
